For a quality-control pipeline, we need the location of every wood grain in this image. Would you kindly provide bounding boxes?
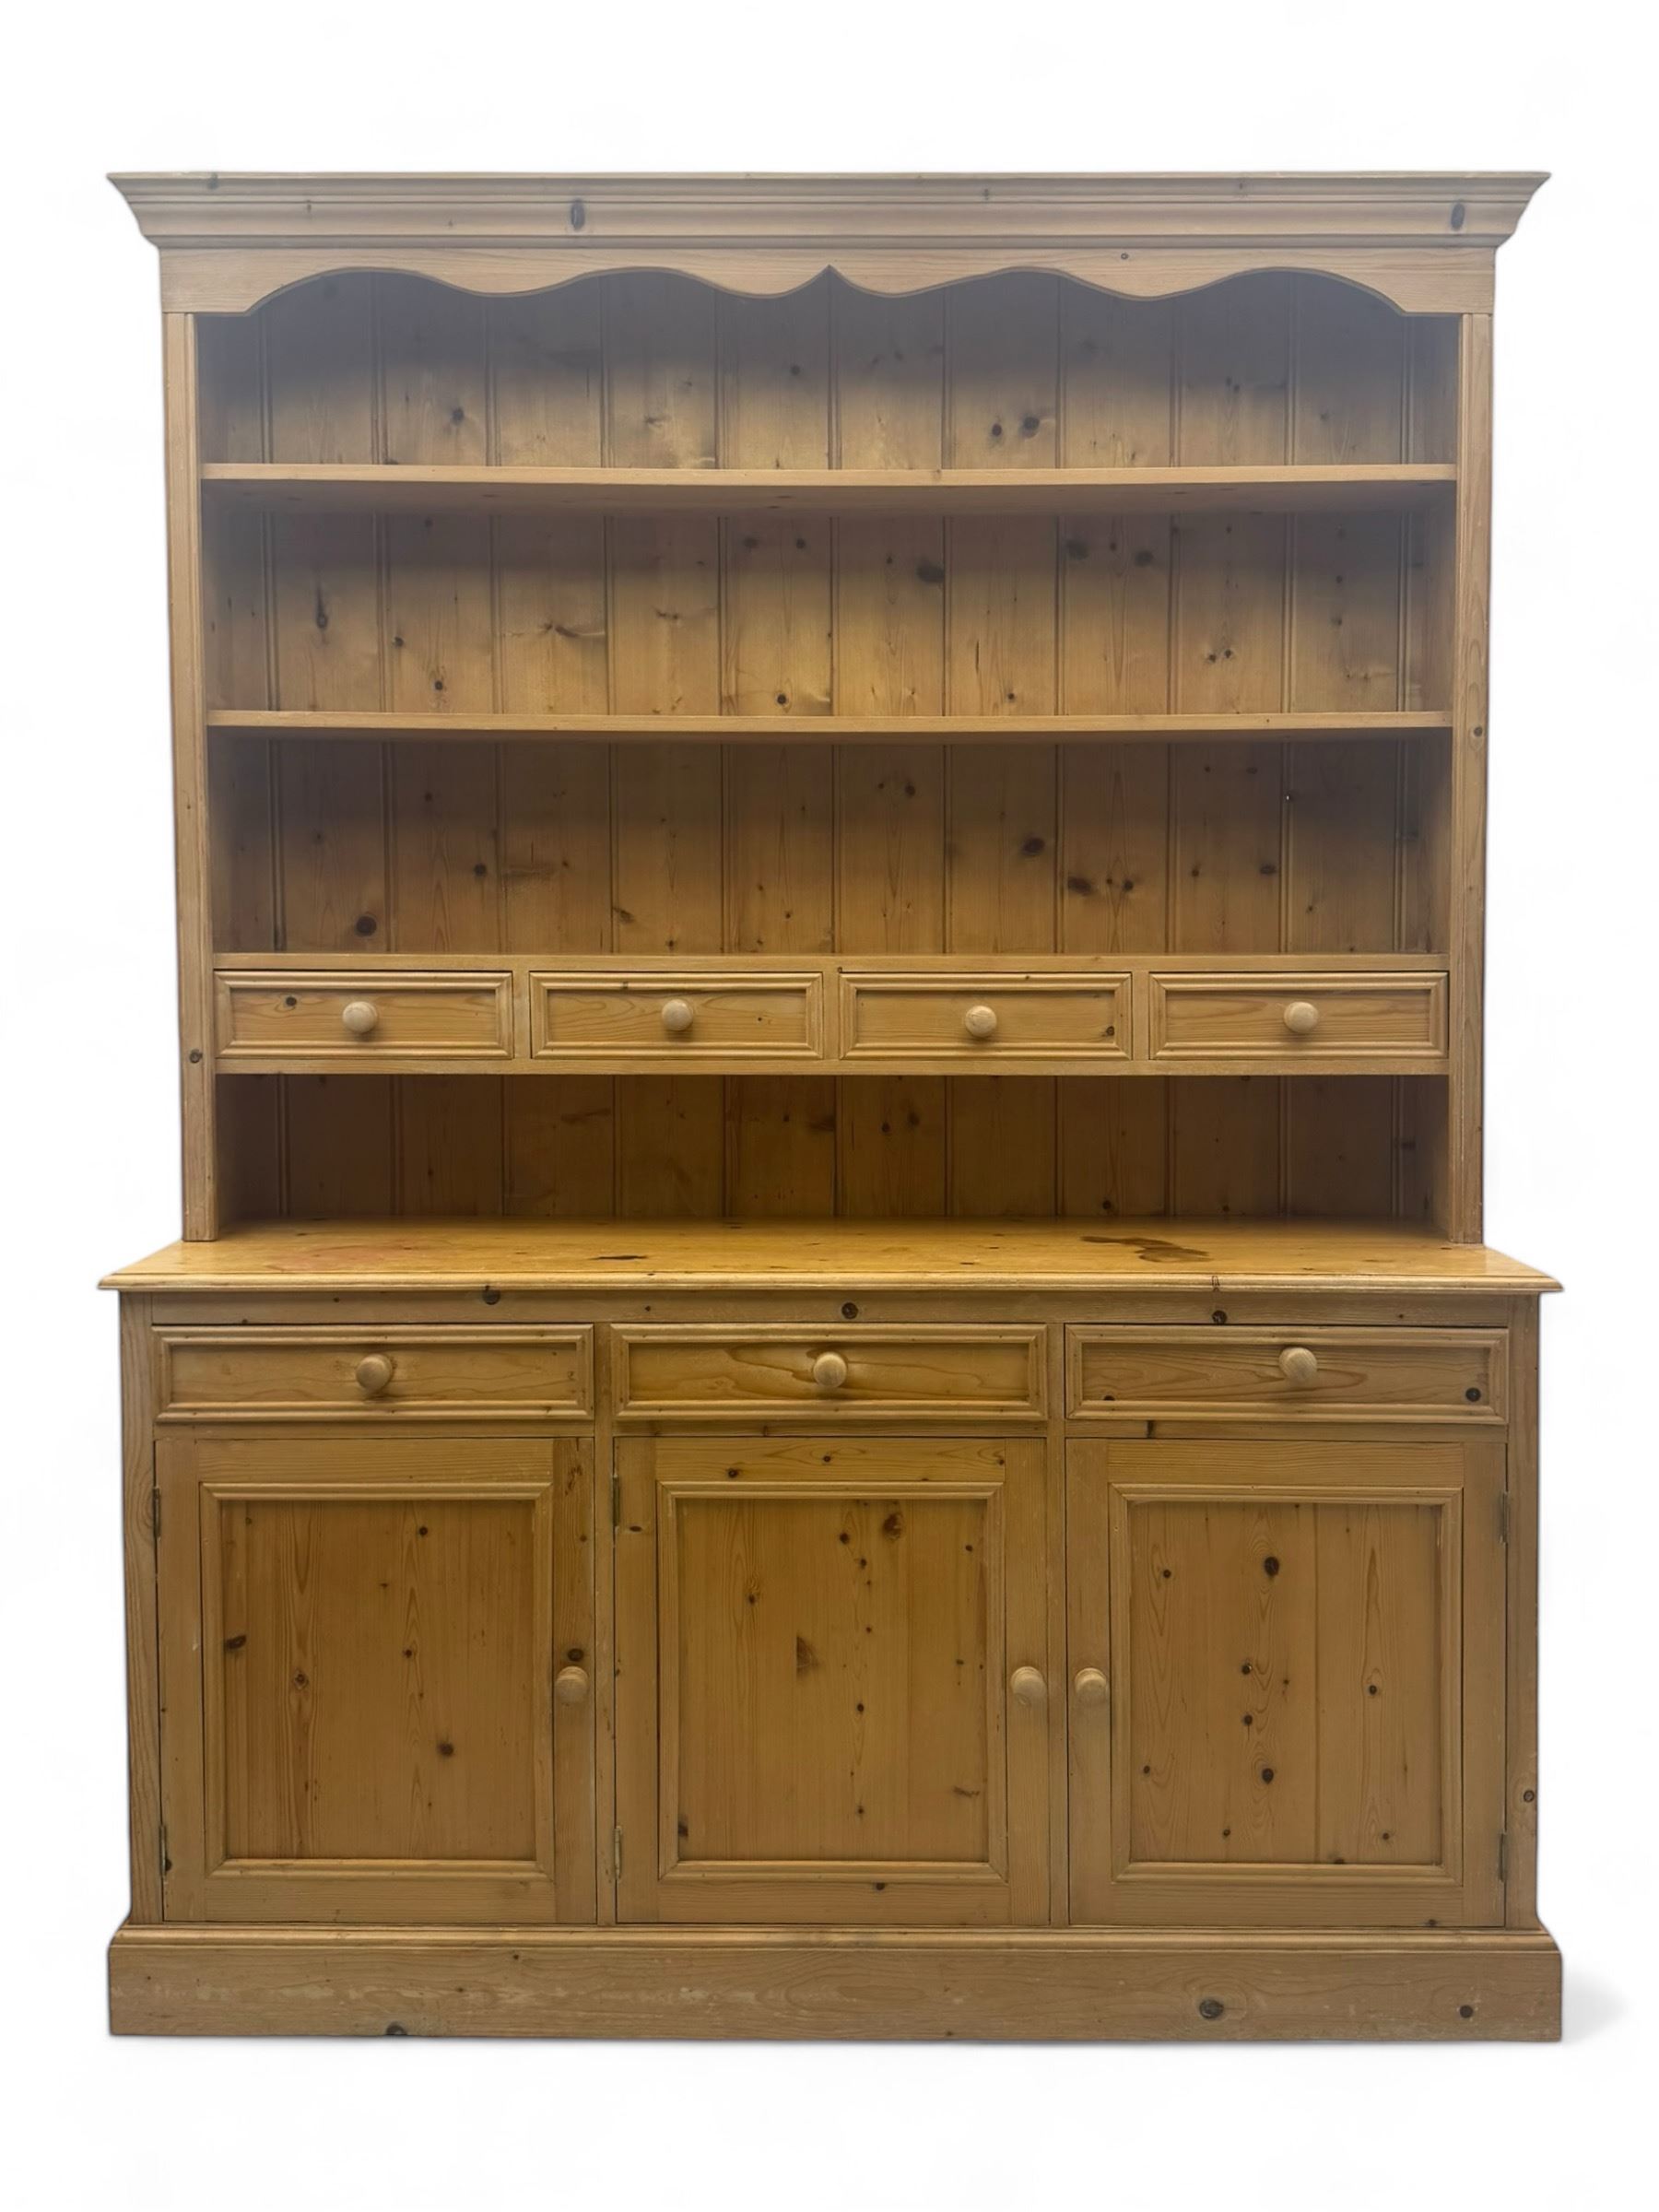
[616,1435,1047,1924]
[105,1215,1559,1294]
[1069,1436,1507,1927]
[155,1324,593,1421]
[155,1433,592,1924]
[112,183,1552,2044]
[612,1324,1044,1419]
[1065,1326,1505,1422]
[108,1924,1563,2041]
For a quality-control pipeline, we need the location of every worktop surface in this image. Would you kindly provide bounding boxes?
[104,1218,1559,1296]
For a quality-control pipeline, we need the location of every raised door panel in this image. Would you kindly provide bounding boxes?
[1067,1437,1504,1927]
[616,1435,1047,1924]
[157,1434,594,1924]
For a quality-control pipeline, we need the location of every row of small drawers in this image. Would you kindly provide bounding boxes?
[155,1324,1504,1422]
[215,968,1449,1065]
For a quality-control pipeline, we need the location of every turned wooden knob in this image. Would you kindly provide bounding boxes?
[963,1004,999,1041]
[340,998,380,1037]
[1010,1665,1047,1710]
[554,1665,591,1706]
[354,1352,395,1396]
[1073,1667,1110,1709]
[1278,1345,1320,1387]
[810,1350,849,1392]
[1282,999,1321,1037]
[660,997,695,1035]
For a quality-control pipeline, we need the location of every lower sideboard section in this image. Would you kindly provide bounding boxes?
[115,1275,1552,2038]
[109,1923,1562,2041]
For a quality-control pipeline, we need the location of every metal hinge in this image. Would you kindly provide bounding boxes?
[613,1825,624,1881]
[1497,1491,1510,1544]
[1498,1830,1509,1882]
[159,1822,169,1877]
[150,1486,161,1540]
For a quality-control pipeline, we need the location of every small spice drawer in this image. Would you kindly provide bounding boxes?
[216,971,513,1060]
[155,1325,594,1422]
[614,1324,1047,1419]
[530,971,824,1061]
[840,972,1129,1064]
[1065,1327,1505,1423]
[1147,971,1447,1061]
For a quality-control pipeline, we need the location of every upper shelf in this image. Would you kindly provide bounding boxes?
[198,462,1456,518]
[206,709,1454,745]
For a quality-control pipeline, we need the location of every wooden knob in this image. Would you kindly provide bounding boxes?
[340,998,380,1037]
[962,1004,999,1041]
[1278,1345,1320,1387]
[660,997,695,1035]
[1073,1667,1110,1709]
[810,1350,849,1392]
[1282,999,1321,1037]
[354,1352,395,1396]
[1010,1665,1047,1710]
[554,1665,591,1706]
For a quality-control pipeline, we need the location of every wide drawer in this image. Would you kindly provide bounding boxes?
[216,971,513,1059]
[614,1324,1047,1418]
[1065,1326,1504,1422]
[156,1325,594,1421]
[840,971,1129,1063]
[1147,971,1447,1060]
[531,971,823,1060]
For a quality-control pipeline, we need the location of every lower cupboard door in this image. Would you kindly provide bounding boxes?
[614,1435,1049,1924]
[156,1433,595,1924]
[1066,1438,1507,1928]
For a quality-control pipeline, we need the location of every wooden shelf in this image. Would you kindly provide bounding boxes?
[197,462,1456,517]
[206,709,1454,746]
[103,1217,1559,1297]
[210,950,1451,971]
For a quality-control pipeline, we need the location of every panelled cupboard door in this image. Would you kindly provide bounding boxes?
[156,1434,595,1924]
[616,1436,1048,1924]
[1067,1439,1506,1928]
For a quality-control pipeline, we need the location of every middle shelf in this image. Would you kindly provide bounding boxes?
[207,709,1454,747]
[212,953,1452,1077]
[198,461,1459,517]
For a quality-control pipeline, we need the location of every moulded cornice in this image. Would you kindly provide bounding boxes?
[110,171,1547,317]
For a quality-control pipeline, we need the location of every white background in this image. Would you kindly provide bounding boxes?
[3,5,1654,2206]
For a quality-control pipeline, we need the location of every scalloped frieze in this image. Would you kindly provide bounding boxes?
[112,171,1546,316]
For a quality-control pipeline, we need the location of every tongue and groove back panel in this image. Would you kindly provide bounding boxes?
[206,735,1450,960]
[194,268,1456,470]
[217,1070,1448,1222]
[201,268,1454,1227]
[201,270,1455,972]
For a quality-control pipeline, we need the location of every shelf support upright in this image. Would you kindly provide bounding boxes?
[161,312,218,1238]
